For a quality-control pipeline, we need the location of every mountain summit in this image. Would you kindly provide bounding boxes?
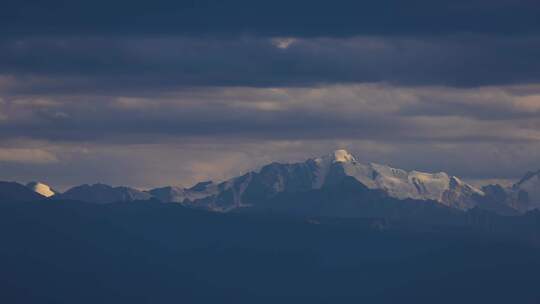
[324,149,357,163]
[26,181,56,197]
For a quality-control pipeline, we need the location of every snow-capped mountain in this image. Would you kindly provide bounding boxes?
[26,181,56,197]
[313,150,483,209]
[151,149,485,211]
[58,183,152,204]
[4,149,534,215]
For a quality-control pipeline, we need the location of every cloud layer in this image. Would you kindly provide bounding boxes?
[1,83,539,188]
[1,1,539,188]
[3,0,539,37]
[1,35,540,89]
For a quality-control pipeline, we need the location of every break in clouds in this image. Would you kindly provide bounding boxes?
[1,0,539,189]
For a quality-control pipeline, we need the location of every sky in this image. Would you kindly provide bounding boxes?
[1,0,540,190]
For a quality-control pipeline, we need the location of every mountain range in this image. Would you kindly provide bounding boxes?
[3,149,539,216]
[3,149,540,304]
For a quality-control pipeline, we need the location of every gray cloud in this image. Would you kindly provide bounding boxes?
[2,84,539,144]
[0,83,539,189]
[1,35,540,90]
[2,1,539,188]
[3,0,539,38]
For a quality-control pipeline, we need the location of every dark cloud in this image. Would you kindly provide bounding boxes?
[400,88,540,120]
[1,85,538,144]
[0,98,403,142]
[1,35,540,89]
[3,0,540,38]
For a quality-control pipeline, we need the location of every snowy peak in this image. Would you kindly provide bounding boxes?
[310,151,483,209]
[26,181,55,197]
[369,165,451,201]
[341,162,475,205]
[317,149,356,164]
[312,149,356,188]
[330,149,356,163]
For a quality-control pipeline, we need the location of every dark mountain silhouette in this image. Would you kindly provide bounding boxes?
[477,170,540,213]
[0,199,539,304]
[57,183,152,204]
[239,176,465,225]
[510,169,540,211]
[0,181,45,202]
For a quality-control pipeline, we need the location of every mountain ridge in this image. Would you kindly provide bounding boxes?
[1,149,539,215]
[174,149,487,212]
